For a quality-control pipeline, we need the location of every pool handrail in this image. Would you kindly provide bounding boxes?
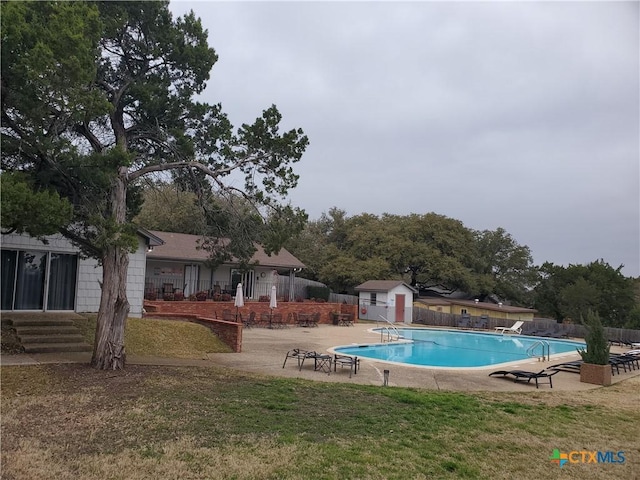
[377,315,401,342]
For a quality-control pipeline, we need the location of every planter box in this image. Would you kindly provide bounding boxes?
[580,362,611,386]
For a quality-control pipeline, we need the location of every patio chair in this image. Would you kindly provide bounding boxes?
[333,354,360,377]
[243,311,256,329]
[494,321,524,335]
[488,369,558,388]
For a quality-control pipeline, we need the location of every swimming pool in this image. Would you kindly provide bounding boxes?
[333,328,585,368]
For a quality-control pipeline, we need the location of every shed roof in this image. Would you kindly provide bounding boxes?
[146,230,305,269]
[355,280,418,293]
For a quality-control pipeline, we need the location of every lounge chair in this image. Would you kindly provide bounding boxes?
[489,369,558,388]
[282,348,311,369]
[457,315,472,329]
[547,361,582,374]
[333,354,360,377]
[473,316,488,330]
[494,321,524,335]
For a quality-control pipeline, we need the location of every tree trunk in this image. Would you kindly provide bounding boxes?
[91,244,130,369]
[91,169,130,370]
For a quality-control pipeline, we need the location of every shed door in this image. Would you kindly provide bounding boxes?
[395,294,405,323]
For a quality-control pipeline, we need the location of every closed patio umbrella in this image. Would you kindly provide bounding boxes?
[269,285,277,328]
[234,283,244,322]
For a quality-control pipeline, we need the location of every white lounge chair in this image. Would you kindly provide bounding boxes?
[494,321,524,335]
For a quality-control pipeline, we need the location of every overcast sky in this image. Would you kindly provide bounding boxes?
[169,1,639,278]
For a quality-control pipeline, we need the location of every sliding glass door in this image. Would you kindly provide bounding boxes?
[47,253,78,310]
[0,249,77,311]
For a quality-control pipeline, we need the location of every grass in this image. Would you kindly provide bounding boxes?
[2,318,638,478]
[74,315,232,357]
[1,363,638,480]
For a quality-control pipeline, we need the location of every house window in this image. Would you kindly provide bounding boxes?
[461,308,467,314]
[370,293,377,305]
[1,249,77,311]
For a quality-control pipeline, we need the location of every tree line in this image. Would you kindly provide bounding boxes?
[282,208,639,329]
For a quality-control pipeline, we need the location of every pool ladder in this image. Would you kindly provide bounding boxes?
[527,340,550,361]
[377,315,401,342]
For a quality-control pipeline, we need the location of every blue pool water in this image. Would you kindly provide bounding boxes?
[334,328,585,368]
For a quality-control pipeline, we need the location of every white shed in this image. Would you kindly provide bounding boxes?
[355,280,418,323]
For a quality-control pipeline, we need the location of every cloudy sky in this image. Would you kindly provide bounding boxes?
[169,1,639,278]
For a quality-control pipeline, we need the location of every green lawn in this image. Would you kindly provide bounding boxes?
[1,362,638,480]
[75,315,232,357]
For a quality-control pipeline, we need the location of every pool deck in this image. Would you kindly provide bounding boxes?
[2,323,638,392]
[204,324,639,392]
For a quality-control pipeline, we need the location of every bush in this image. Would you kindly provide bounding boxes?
[195,291,208,301]
[145,291,157,301]
[188,294,197,301]
[577,310,610,365]
[307,285,330,302]
[163,293,174,301]
[259,295,270,302]
[174,292,185,301]
[221,293,232,301]
[212,293,222,302]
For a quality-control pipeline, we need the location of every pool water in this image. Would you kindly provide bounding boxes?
[333,328,585,368]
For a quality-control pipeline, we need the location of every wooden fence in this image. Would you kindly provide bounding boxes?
[412,308,640,343]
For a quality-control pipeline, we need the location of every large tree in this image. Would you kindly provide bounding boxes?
[472,227,538,304]
[533,261,637,326]
[1,1,308,369]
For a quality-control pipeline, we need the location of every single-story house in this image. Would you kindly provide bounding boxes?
[1,229,305,316]
[144,230,305,300]
[415,297,537,321]
[355,280,418,323]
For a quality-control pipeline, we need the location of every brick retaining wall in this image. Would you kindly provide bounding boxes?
[143,301,357,352]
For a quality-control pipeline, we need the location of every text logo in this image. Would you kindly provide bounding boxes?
[550,449,625,467]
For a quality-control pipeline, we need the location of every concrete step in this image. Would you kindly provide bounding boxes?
[7,318,75,327]
[14,326,81,335]
[23,343,93,354]
[18,334,86,344]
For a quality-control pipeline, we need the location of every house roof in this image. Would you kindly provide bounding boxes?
[146,230,305,269]
[137,227,165,248]
[355,280,418,293]
[415,298,536,314]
